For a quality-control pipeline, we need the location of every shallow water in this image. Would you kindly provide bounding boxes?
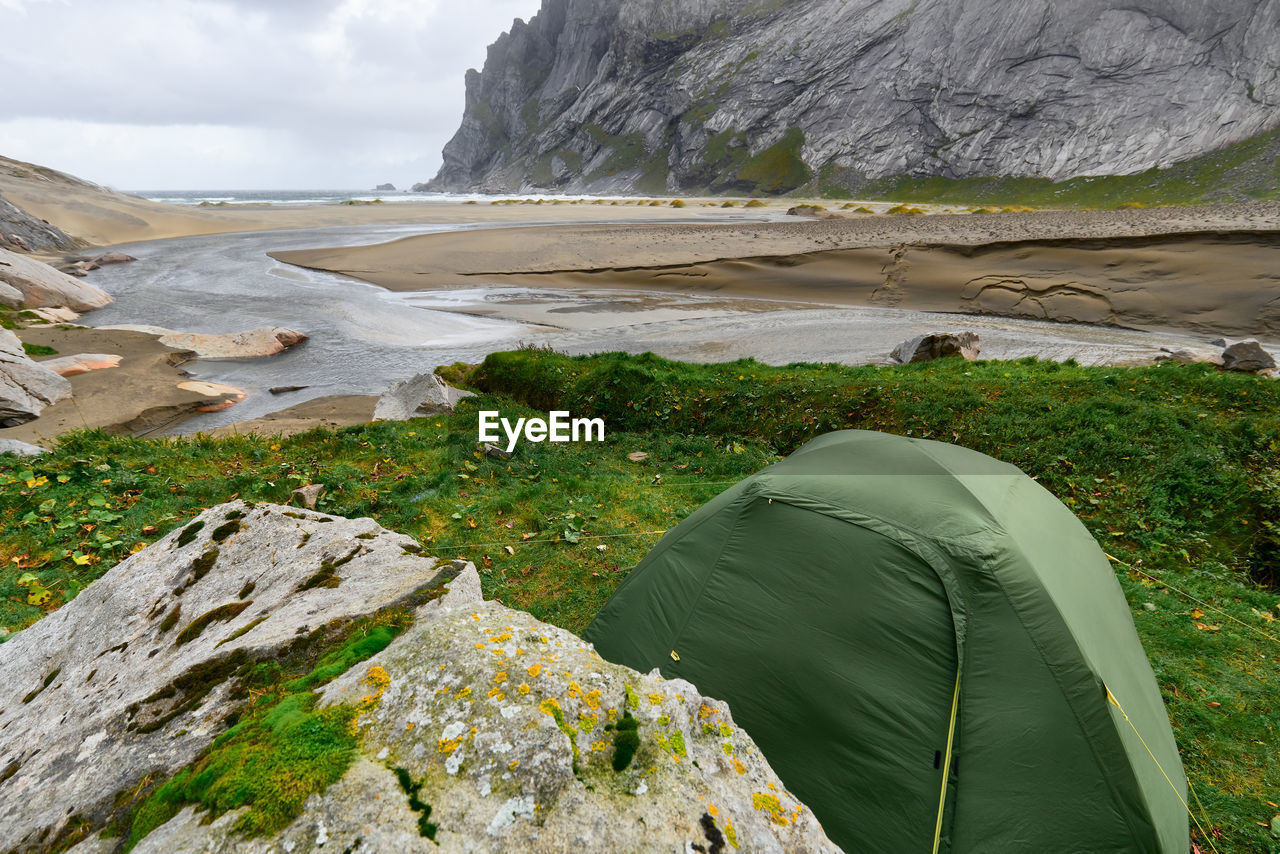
[81,222,1215,434]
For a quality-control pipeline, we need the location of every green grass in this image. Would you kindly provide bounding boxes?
[21,343,57,357]
[859,126,1280,208]
[2,351,1279,850]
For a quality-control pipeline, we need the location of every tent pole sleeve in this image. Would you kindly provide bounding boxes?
[932,670,961,854]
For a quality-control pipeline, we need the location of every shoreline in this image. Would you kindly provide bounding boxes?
[273,204,1280,342]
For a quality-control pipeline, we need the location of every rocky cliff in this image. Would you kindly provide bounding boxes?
[425,0,1280,197]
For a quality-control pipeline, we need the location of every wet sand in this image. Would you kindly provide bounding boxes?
[0,327,243,447]
[276,204,1280,340]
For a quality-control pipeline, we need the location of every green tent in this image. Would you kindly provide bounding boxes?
[586,430,1187,853]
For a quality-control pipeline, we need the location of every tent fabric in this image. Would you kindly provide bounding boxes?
[585,430,1187,853]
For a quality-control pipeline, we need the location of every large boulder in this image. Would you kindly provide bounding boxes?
[0,247,112,311]
[374,372,476,421]
[0,327,72,425]
[1221,339,1276,373]
[890,331,981,363]
[124,565,837,853]
[99,325,307,359]
[0,501,457,852]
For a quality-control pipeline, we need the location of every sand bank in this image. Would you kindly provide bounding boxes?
[274,204,1280,340]
[0,326,242,446]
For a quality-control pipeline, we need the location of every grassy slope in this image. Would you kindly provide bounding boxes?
[849,127,1280,208]
[2,352,1278,851]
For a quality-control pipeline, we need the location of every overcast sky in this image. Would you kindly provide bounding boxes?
[0,0,543,190]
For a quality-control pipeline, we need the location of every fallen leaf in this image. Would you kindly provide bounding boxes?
[503,546,515,556]
[1190,608,1205,619]
[627,452,649,462]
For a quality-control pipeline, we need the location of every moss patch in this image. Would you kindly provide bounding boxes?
[123,614,415,848]
[175,521,204,547]
[610,711,640,772]
[174,601,253,647]
[393,767,439,839]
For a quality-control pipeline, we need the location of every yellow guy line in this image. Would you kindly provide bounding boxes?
[1105,554,1280,646]
[1106,687,1219,854]
[931,671,961,854]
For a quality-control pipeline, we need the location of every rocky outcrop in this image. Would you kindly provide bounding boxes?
[0,193,80,253]
[100,325,307,359]
[0,248,112,311]
[1221,339,1277,372]
[0,501,458,852]
[375,183,397,191]
[891,331,981,363]
[428,0,1280,196]
[124,563,837,853]
[374,373,476,421]
[2,503,835,853]
[0,328,72,425]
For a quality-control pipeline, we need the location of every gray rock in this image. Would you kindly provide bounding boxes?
[0,280,21,308]
[426,0,1280,195]
[483,442,513,460]
[891,331,981,363]
[0,438,44,456]
[291,483,325,509]
[0,501,455,850]
[269,384,308,394]
[375,183,397,191]
[0,327,73,425]
[0,194,79,253]
[0,247,112,311]
[1157,346,1223,366]
[374,373,476,421]
[128,565,839,853]
[97,325,307,359]
[1221,339,1277,372]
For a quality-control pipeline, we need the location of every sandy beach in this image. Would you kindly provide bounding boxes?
[275,203,1280,340]
[5,164,1278,444]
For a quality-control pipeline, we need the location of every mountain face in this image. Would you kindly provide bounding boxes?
[424,0,1280,196]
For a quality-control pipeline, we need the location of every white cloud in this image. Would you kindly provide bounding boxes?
[0,0,542,188]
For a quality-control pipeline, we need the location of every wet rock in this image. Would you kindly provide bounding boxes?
[374,373,476,421]
[890,331,981,363]
[0,501,456,851]
[174,380,247,412]
[91,252,136,265]
[98,325,307,359]
[1221,339,1276,373]
[127,565,839,853]
[0,327,72,425]
[40,353,122,377]
[0,247,112,311]
[269,384,308,394]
